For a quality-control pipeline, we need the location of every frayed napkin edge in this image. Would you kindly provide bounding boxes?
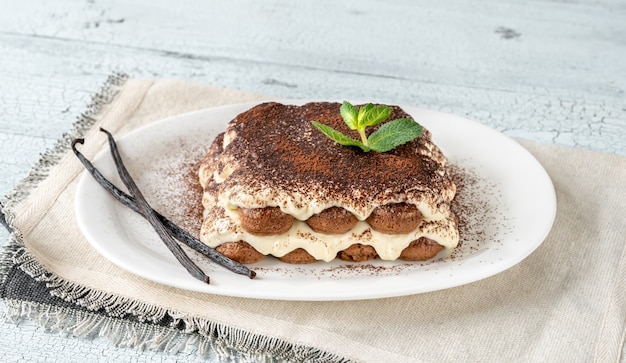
[0,73,351,363]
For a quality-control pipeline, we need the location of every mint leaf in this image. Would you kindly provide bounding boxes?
[340,101,358,130]
[357,103,374,127]
[312,102,423,153]
[367,118,423,152]
[360,105,392,127]
[311,121,371,151]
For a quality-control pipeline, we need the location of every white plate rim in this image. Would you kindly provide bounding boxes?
[74,100,557,301]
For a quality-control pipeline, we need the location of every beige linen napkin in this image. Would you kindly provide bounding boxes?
[3,75,625,362]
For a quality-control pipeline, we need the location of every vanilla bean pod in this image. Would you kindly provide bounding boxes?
[99,128,211,284]
[71,139,255,279]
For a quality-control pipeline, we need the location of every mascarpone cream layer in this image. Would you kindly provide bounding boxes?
[197,102,460,261]
[199,204,459,262]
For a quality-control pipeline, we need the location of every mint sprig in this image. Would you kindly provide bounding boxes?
[311,101,423,152]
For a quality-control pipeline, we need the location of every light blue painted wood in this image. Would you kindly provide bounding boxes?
[1,0,624,361]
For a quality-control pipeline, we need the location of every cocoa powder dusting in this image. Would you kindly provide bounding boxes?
[447,163,497,257]
[152,144,205,239]
[205,102,452,213]
[252,162,510,279]
[150,109,510,281]
[157,151,507,279]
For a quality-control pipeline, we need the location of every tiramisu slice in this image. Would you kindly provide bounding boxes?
[198,102,459,264]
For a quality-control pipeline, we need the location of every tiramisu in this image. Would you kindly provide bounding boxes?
[198,102,459,264]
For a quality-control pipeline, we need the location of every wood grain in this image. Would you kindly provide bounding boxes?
[1,0,624,361]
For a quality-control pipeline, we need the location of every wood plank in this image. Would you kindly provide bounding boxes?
[0,31,623,164]
[1,0,624,96]
[0,1,624,362]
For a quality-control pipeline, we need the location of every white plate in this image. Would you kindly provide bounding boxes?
[75,101,556,301]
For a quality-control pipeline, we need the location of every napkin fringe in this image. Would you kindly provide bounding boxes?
[10,246,170,322]
[7,244,348,362]
[0,235,20,290]
[1,73,350,362]
[2,298,205,356]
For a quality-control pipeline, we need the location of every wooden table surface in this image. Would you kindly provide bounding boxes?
[1,1,624,361]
